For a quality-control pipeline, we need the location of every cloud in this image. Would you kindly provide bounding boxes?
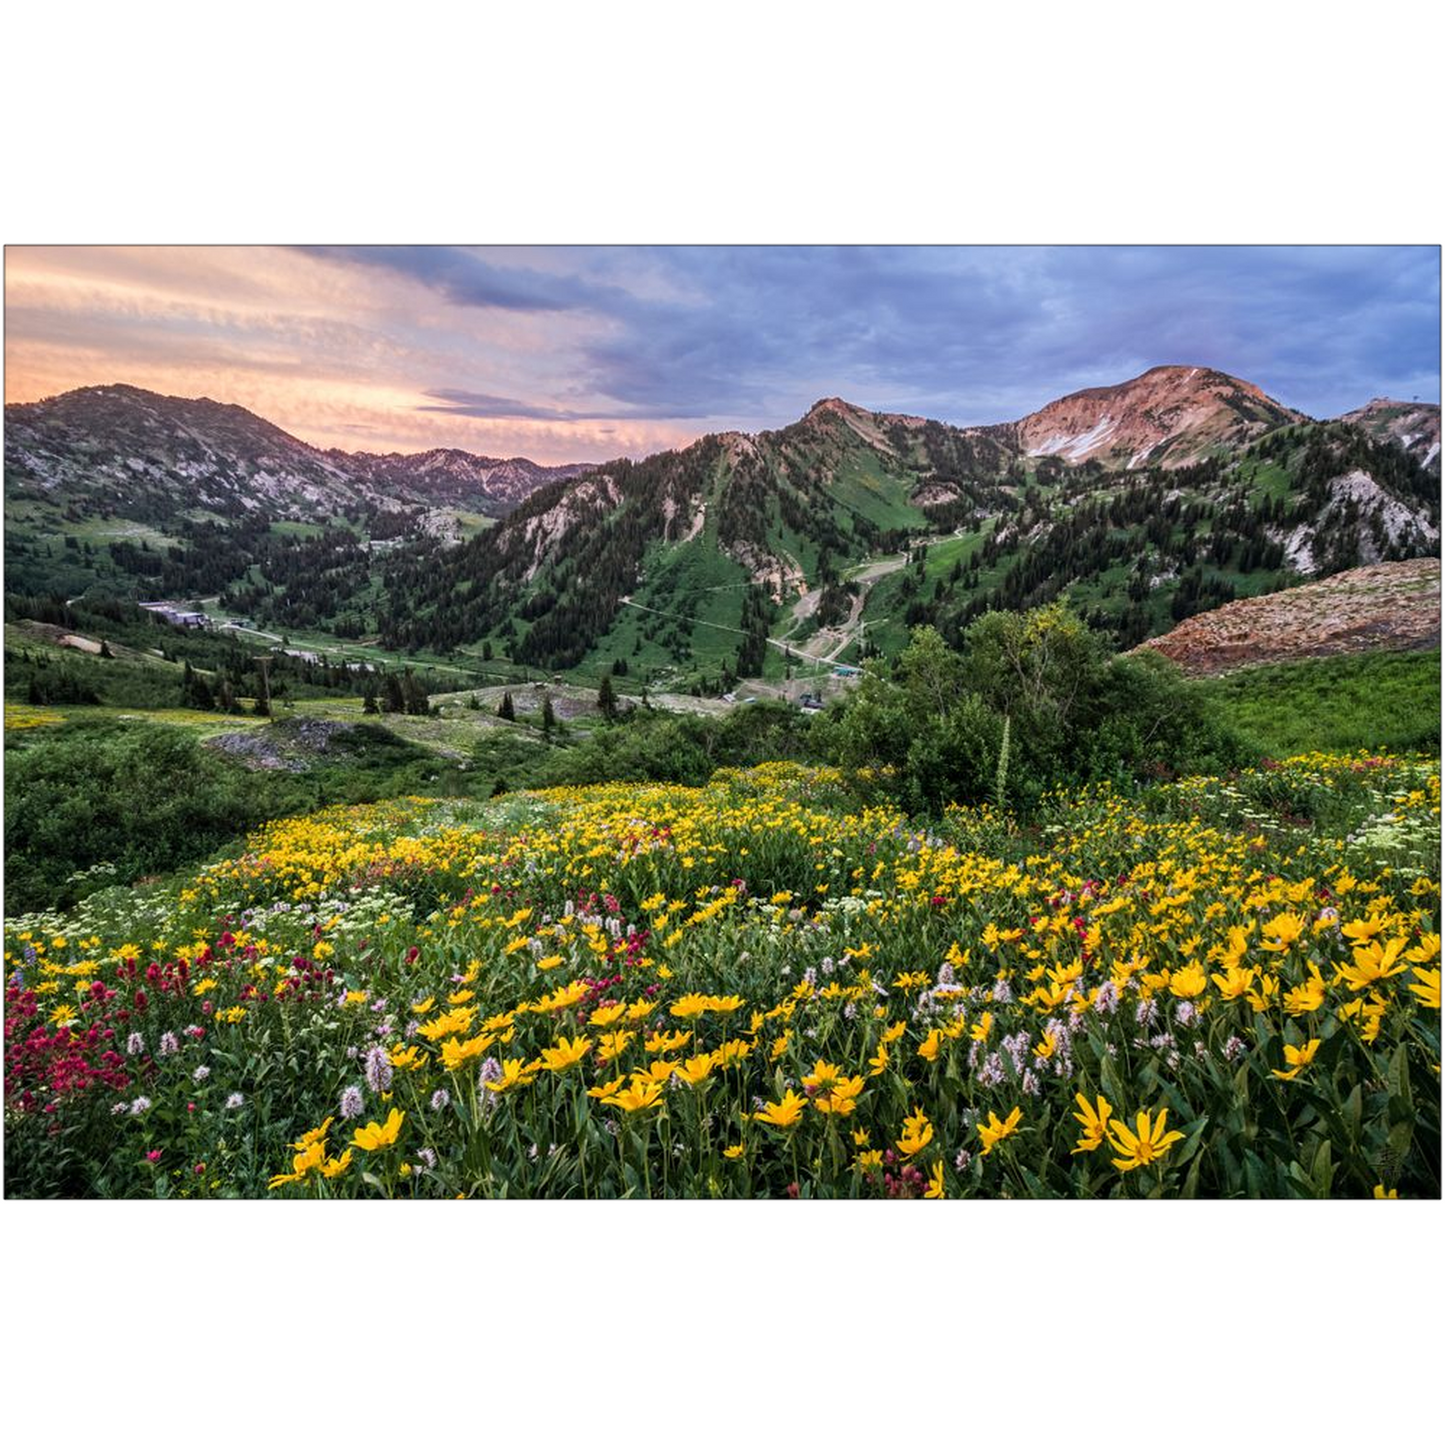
[416,387,711,422]
[6,245,1438,465]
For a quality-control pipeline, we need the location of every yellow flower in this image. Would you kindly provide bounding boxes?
[1168,962,1208,999]
[977,1107,1022,1156]
[353,1108,405,1152]
[1373,1184,1399,1199]
[918,1029,943,1062]
[597,1029,636,1062]
[924,1160,946,1199]
[440,1034,492,1070]
[293,1118,333,1150]
[675,1055,715,1086]
[603,1080,664,1112]
[1341,916,1387,945]
[535,954,564,972]
[753,1089,809,1128]
[802,1059,842,1090]
[1271,1038,1321,1081]
[484,1058,541,1093]
[897,1106,934,1157]
[645,1029,691,1054]
[1404,933,1440,965]
[1338,938,1408,991]
[881,1021,906,1045]
[1211,963,1257,1000]
[532,980,590,1014]
[1408,967,1440,1010]
[710,1039,752,1069]
[1108,1108,1185,1172]
[813,1075,865,1115]
[1071,1093,1113,1154]
[723,1144,744,1159]
[1260,913,1306,952]
[589,1002,626,1028]
[319,1149,354,1179]
[539,1035,592,1071]
[867,1042,890,1075]
[1283,964,1327,1017]
[48,1003,78,1028]
[669,993,711,1019]
[970,1011,994,1043]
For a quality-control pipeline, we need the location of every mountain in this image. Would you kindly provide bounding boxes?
[1335,398,1440,473]
[1136,557,1440,676]
[1004,365,1306,468]
[324,447,592,512]
[379,366,1440,680]
[3,384,593,629]
[7,370,1439,683]
[4,383,590,523]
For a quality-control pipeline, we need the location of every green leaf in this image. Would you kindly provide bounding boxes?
[1386,1042,1413,1118]
[1343,1082,1363,1142]
[1311,1138,1334,1196]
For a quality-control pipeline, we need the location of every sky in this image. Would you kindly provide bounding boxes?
[4,245,1439,465]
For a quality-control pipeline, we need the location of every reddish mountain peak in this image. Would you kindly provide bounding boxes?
[1014,364,1303,469]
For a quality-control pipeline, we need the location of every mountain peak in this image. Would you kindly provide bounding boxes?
[1013,364,1303,469]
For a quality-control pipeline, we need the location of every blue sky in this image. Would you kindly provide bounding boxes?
[7,245,1438,462]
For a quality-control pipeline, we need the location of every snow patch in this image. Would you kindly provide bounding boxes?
[1027,414,1118,461]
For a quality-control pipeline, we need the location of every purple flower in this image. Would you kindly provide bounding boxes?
[225,1092,245,1110]
[1093,981,1120,1016]
[430,1089,450,1111]
[363,1045,393,1094]
[126,1033,146,1057]
[1223,1035,1247,1064]
[192,1065,210,1083]
[129,1096,151,1115]
[159,1032,179,1057]
[340,1085,365,1120]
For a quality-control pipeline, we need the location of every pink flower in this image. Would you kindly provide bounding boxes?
[146,1150,163,1163]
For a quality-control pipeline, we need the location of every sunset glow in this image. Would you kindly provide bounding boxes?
[5,245,1439,464]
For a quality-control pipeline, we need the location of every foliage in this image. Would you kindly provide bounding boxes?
[822,611,1247,813]
[5,754,1437,1199]
[1196,650,1441,757]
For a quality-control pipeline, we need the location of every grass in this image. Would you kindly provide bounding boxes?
[1196,649,1441,756]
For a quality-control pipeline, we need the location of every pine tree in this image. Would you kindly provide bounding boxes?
[497,691,516,721]
[597,671,617,720]
[540,696,556,734]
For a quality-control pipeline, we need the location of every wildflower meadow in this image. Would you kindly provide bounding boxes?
[5,755,1439,1199]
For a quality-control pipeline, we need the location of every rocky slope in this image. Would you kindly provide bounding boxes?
[1136,558,1441,676]
[1003,365,1306,469]
[1336,399,1440,474]
[4,384,586,522]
